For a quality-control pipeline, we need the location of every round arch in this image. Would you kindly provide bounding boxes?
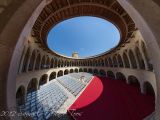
[128,76,140,88]
[99,69,106,76]
[49,72,56,81]
[57,70,63,77]
[16,86,25,106]
[143,81,155,97]
[93,69,99,75]
[84,68,87,72]
[64,69,69,75]
[113,56,118,67]
[27,78,38,93]
[108,57,113,67]
[116,72,126,82]
[39,74,48,86]
[135,47,145,70]
[75,68,78,73]
[79,68,83,72]
[70,69,74,73]
[107,71,115,79]
[117,54,124,67]
[22,47,30,72]
[41,55,46,69]
[88,68,93,74]
[28,50,36,71]
[35,53,41,70]
[141,41,153,71]
[123,52,130,68]
[50,58,54,68]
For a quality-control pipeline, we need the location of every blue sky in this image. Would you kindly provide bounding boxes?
[47,16,120,58]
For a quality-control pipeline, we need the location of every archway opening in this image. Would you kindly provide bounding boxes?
[64,69,69,75]
[99,69,106,77]
[57,70,63,77]
[116,72,126,82]
[16,86,25,106]
[49,72,56,81]
[79,68,83,72]
[27,78,38,93]
[47,16,120,58]
[70,69,74,73]
[93,69,99,76]
[128,76,140,88]
[107,71,115,79]
[88,68,93,74]
[144,82,155,97]
[39,74,48,86]
[75,68,78,73]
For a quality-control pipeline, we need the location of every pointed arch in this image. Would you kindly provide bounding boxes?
[123,52,130,68]
[39,74,48,86]
[35,53,41,70]
[128,50,137,69]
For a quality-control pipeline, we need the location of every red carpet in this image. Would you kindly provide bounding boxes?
[68,76,155,120]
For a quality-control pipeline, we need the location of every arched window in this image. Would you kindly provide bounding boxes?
[135,47,145,69]
[108,57,113,67]
[67,61,70,67]
[54,59,58,68]
[50,58,54,68]
[143,82,155,97]
[101,59,104,66]
[64,70,69,75]
[41,56,46,69]
[28,50,36,71]
[84,68,87,72]
[22,47,30,72]
[95,60,98,66]
[58,60,61,67]
[123,52,130,68]
[99,69,106,76]
[128,50,137,69]
[113,56,118,67]
[117,54,123,67]
[46,57,50,69]
[105,58,109,67]
[128,76,140,88]
[61,60,64,67]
